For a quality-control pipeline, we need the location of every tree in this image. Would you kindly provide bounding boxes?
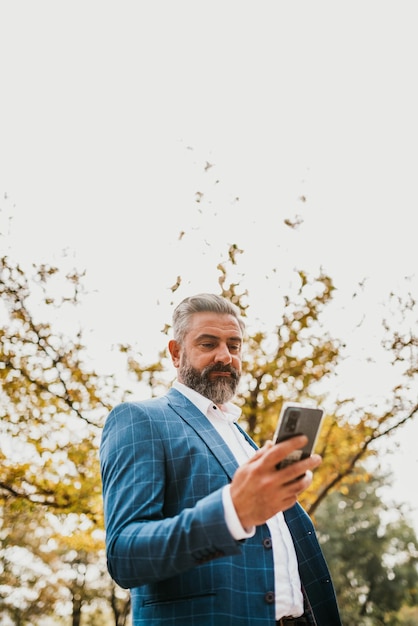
[1,242,417,624]
[0,256,130,625]
[315,468,418,625]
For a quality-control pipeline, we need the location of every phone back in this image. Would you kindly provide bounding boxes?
[273,403,324,464]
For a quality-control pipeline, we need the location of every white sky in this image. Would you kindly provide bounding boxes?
[1,1,417,527]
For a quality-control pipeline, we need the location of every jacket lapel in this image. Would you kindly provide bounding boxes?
[234,421,259,452]
[166,387,240,481]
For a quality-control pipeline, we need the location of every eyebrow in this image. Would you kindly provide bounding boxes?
[196,333,242,343]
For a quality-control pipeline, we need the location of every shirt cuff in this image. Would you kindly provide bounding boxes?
[222,484,256,540]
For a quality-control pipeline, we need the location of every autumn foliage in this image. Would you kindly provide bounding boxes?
[1,247,417,624]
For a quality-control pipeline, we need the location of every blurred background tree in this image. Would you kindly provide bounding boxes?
[1,244,417,624]
[0,257,130,625]
[315,469,418,625]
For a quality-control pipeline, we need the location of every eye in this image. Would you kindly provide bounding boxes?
[201,342,216,349]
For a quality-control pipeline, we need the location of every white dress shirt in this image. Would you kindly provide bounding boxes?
[173,381,304,620]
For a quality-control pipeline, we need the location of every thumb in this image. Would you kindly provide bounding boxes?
[248,439,273,463]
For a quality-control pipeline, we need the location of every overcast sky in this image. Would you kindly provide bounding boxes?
[1,1,417,526]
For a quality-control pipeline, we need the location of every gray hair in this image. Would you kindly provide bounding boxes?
[172,293,245,344]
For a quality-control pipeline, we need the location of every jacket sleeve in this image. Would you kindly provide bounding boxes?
[99,401,242,589]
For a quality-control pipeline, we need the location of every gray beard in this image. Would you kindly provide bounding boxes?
[179,361,240,405]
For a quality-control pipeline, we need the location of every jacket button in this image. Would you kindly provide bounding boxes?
[264,591,275,604]
[262,537,272,549]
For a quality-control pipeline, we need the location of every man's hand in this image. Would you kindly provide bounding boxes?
[229,436,322,529]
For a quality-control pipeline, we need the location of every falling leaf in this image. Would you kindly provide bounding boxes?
[169,276,181,292]
[284,215,304,229]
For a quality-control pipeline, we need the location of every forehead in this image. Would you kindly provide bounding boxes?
[186,311,243,339]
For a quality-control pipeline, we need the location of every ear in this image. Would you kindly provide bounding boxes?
[168,339,181,368]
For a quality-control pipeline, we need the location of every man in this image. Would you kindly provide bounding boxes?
[100,293,341,625]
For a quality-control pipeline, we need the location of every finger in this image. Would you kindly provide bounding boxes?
[245,440,275,465]
[266,435,309,467]
[280,455,322,485]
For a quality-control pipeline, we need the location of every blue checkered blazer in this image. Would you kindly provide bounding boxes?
[100,388,341,626]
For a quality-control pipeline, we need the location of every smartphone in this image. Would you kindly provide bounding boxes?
[273,402,324,471]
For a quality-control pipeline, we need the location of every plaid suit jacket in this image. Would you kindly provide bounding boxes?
[100,388,341,626]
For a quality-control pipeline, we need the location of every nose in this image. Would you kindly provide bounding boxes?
[214,343,232,364]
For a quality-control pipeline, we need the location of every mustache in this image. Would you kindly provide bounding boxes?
[202,362,240,380]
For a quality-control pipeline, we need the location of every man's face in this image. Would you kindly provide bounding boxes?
[169,311,242,405]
